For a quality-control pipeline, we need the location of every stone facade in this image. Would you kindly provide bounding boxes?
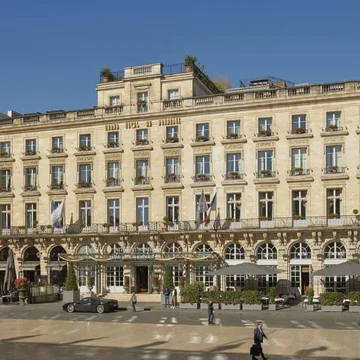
[0,63,360,296]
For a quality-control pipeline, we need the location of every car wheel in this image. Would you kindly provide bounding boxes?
[96,304,105,314]
[67,304,75,313]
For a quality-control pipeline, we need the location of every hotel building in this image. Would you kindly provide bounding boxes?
[0,61,360,297]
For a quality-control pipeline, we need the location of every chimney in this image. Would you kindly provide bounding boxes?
[7,110,23,117]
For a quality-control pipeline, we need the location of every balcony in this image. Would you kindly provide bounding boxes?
[106,178,121,187]
[0,152,11,159]
[76,145,93,152]
[49,183,65,190]
[134,176,151,186]
[76,181,92,189]
[50,147,64,154]
[194,174,213,182]
[253,131,279,142]
[23,184,37,191]
[195,136,209,143]
[137,102,148,113]
[322,166,348,180]
[224,172,243,180]
[289,168,311,176]
[21,150,41,161]
[77,109,95,118]
[104,105,123,115]
[256,170,275,178]
[166,136,179,144]
[164,174,180,183]
[103,178,123,193]
[0,185,14,198]
[324,166,345,174]
[321,125,349,137]
[163,99,183,110]
[74,146,96,156]
[21,184,40,197]
[47,183,67,195]
[191,136,215,147]
[136,139,149,146]
[286,128,313,140]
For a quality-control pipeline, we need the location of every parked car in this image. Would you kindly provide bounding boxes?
[62,297,119,314]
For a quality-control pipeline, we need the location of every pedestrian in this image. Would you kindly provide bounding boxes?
[252,321,269,360]
[130,292,137,312]
[163,287,170,307]
[171,288,178,308]
[208,301,214,325]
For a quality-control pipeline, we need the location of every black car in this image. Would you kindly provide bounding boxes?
[62,297,119,314]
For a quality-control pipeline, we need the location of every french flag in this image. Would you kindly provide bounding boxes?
[204,192,217,226]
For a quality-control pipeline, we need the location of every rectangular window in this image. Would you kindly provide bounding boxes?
[0,141,11,157]
[258,274,277,293]
[172,265,182,287]
[166,196,179,222]
[195,265,213,287]
[166,126,179,142]
[226,275,245,290]
[135,159,149,184]
[107,161,120,186]
[79,164,92,185]
[324,276,346,292]
[107,131,119,147]
[165,157,179,181]
[291,148,308,171]
[292,190,307,219]
[168,89,179,100]
[110,96,120,106]
[0,204,11,229]
[79,134,91,150]
[258,117,272,136]
[257,150,273,176]
[327,188,342,218]
[226,153,241,178]
[136,197,149,224]
[108,199,120,227]
[106,266,124,287]
[291,115,307,133]
[259,192,273,219]
[25,139,36,155]
[227,193,241,221]
[290,265,301,287]
[25,167,37,190]
[326,145,342,171]
[51,137,63,153]
[51,165,64,188]
[79,200,92,226]
[136,129,149,145]
[195,155,210,176]
[25,203,37,228]
[196,123,209,141]
[0,169,11,190]
[326,111,341,130]
[227,120,241,139]
[137,92,148,113]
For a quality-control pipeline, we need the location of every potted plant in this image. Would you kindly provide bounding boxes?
[179,281,203,309]
[229,133,239,139]
[107,141,117,148]
[196,174,208,181]
[136,138,148,146]
[63,262,80,303]
[225,216,234,222]
[294,168,303,175]
[229,171,240,179]
[166,136,179,143]
[328,213,338,219]
[163,216,172,225]
[151,276,160,294]
[260,129,271,136]
[293,214,302,220]
[79,180,89,188]
[328,166,338,173]
[196,135,208,142]
[79,144,90,151]
[268,287,277,310]
[107,177,116,186]
[24,184,34,191]
[0,151,9,157]
[242,290,263,310]
[25,149,35,156]
[295,127,306,134]
[348,291,360,312]
[14,277,29,305]
[184,55,198,72]
[101,67,115,83]
[329,124,338,131]
[51,147,60,153]
[261,169,271,176]
[319,292,343,312]
[306,287,315,311]
[259,216,268,221]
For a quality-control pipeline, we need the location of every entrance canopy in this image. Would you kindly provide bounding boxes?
[207,262,283,276]
[313,261,360,276]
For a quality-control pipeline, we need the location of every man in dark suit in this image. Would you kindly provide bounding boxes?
[252,321,269,360]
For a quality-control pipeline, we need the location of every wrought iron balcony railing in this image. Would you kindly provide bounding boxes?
[76,182,93,189]
[106,178,121,187]
[49,183,64,190]
[324,166,346,174]
[256,170,275,178]
[226,133,242,140]
[134,176,151,185]
[224,172,244,180]
[325,125,344,132]
[193,174,213,182]
[257,130,274,137]
[289,168,311,176]
[2,215,359,236]
[290,128,309,135]
[164,174,181,183]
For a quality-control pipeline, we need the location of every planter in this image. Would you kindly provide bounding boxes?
[269,304,277,311]
[321,305,343,312]
[62,290,80,303]
[306,304,315,312]
[242,304,262,311]
[179,303,198,309]
[200,303,208,310]
[221,304,240,310]
[18,289,27,305]
[349,306,360,313]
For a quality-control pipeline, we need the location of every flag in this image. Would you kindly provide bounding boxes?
[51,200,64,227]
[205,192,217,226]
[196,190,208,227]
[213,208,221,231]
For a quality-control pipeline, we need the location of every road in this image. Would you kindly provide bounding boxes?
[0,302,360,330]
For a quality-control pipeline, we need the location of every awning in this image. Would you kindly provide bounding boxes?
[207,262,284,276]
[313,261,360,276]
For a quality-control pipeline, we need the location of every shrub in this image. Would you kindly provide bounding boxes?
[241,290,262,305]
[223,290,242,305]
[319,292,343,306]
[65,262,78,291]
[163,265,174,290]
[306,287,314,305]
[181,282,204,304]
[268,287,277,304]
[348,291,360,306]
[200,290,222,303]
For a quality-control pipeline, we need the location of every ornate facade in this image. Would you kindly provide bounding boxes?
[0,62,360,296]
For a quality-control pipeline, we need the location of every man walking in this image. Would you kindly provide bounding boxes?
[171,288,177,308]
[163,287,171,308]
[208,301,214,325]
[130,292,137,312]
[252,321,269,360]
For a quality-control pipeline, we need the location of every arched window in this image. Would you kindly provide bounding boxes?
[107,244,123,255]
[0,247,9,262]
[164,242,182,254]
[290,242,311,259]
[77,244,95,254]
[324,242,346,259]
[24,247,39,261]
[257,243,277,260]
[135,243,152,254]
[50,246,66,262]
[195,243,212,253]
[225,243,245,260]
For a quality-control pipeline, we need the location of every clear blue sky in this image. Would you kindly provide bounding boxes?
[1,0,359,114]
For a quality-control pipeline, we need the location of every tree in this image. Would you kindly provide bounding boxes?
[65,262,78,291]
[163,265,174,290]
[211,73,232,92]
